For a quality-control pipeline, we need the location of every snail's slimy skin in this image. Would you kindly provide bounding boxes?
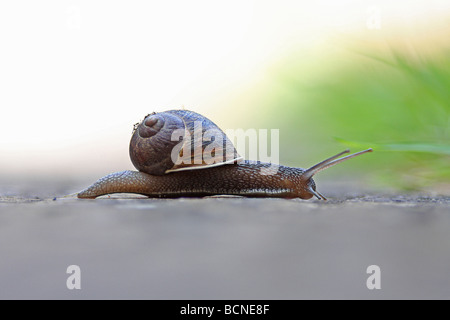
[77,161,316,199]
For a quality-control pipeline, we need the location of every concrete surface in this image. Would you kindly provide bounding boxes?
[0,178,449,299]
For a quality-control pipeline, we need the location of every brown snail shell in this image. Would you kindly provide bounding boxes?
[129,110,243,175]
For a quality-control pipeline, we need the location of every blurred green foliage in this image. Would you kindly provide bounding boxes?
[261,43,450,192]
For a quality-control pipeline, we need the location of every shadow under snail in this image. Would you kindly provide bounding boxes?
[77,110,372,200]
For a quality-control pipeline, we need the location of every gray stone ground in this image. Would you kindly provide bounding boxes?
[0,178,449,299]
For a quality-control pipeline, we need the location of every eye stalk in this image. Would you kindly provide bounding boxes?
[302,149,373,200]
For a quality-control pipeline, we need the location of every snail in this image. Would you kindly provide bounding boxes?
[77,110,372,200]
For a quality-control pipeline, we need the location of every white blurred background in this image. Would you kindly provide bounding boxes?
[1,0,449,178]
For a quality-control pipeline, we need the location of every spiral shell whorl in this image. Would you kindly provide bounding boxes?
[129,110,242,176]
[130,112,185,175]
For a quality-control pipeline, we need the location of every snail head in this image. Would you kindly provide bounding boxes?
[300,149,373,200]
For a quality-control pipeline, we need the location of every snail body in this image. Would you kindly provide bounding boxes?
[78,110,372,200]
